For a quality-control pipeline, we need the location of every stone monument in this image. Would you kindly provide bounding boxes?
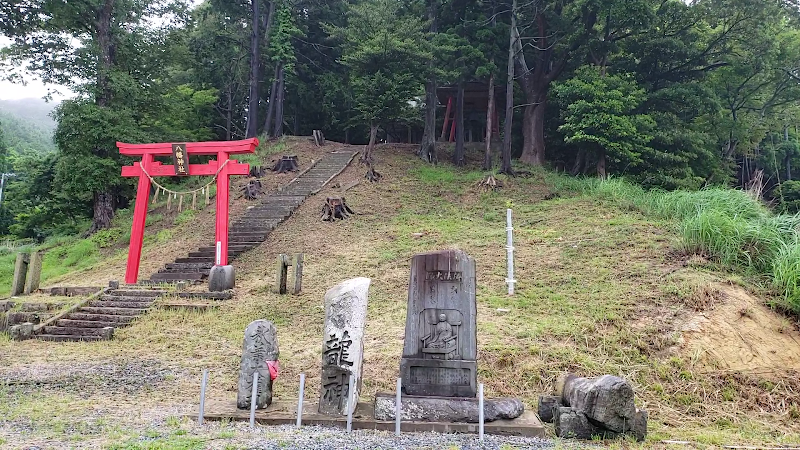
[400,249,477,397]
[318,277,370,415]
[236,320,280,409]
[374,249,524,423]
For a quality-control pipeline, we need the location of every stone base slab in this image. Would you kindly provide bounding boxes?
[400,358,477,397]
[196,399,544,437]
[373,393,524,423]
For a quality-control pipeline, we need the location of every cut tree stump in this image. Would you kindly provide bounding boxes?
[249,166,268,178]
[321,197,354,221]
[476,174,502,191]
[312,130,325,146]
[242,180,262,200]
[365,167,382,183]
[272,156,299,173]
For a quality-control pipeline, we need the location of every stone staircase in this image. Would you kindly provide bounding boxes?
[35,288,166,342]
[150,150,358,283]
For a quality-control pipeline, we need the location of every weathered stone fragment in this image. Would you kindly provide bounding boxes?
[236,320,279,409]
[9,322,34,341]
[537,395,561,423]
[554,406,600,439]
[318,277,370,415]
[209,265,235,292]
[557,374,636,433]
[373,394,524,423]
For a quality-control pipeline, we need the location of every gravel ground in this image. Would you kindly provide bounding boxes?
[0,359,177,396]
[185,423,558,450]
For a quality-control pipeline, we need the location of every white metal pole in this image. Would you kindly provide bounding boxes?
[296,373,306,427]
[478,383,485,440]
[346,375,355,433]
[395,378,402,436]
[506,209,516,295]
[198,369,208,425]
[249,371,259,428]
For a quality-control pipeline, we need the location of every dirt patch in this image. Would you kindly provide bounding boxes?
[682,282,800,372]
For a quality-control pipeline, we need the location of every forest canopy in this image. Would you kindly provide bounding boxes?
[0,0,799,238]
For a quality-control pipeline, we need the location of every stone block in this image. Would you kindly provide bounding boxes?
[209,265,235,292]
[10,253,29,296]
[23,251,42,294]
[109,280,120,290]
[318,277,370,416]
[19,303,48,312]
[7,311,41,325]
[0,301,14,312]
[554,406,600,439]
[537,395,561,423]
[373,394,524,423]
[9,322,34,341]
[237,320,279,409]
[100,327,115,340]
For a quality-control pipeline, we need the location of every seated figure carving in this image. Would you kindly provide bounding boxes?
[421,313,460,359]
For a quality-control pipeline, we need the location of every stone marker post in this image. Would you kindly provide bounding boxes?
[237,320,280,409]
[318,277,371,415]
[10,252,29,296]
[274,253,304,294]
[23,251,42,294]
[399,250,477,397]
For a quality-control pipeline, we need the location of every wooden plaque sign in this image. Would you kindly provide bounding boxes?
[171,143,189,176]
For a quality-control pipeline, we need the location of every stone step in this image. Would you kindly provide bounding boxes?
[226,241,263,247]
[57,319,119,328]
[100,295,160,302]
[43,326,111,336]
[36,334,106,342]
[229,226,273,234]
[78,306,148,315]
[158,267,210,275]
[188,250,243,258]
[66,313,137,323]
[150,272,205,281]
[165,262,215,270]
[88,300,153,308]
[198,245,251,252]
[110,289,166,298]
[174,257,215,264]
[229,233,267,241]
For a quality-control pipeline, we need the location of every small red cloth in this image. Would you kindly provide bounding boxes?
[267,360,279,381]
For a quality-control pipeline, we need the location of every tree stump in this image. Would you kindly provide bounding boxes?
[313,130,325,146]
[249,166,268,178]
[321,197,355,221]
[272,155,299,173]
[242,179,262,200]
[365,166,382,182]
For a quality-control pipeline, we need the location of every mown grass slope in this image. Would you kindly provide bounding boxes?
[1,138,799,448]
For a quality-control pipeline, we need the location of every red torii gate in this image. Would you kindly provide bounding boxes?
[118,138,258,284]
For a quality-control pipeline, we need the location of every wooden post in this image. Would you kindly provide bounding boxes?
[125,153,153,284]
[292,253,304,295]
[274,254,288,294]
[440,96,453,141]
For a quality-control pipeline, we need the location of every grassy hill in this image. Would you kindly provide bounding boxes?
[1,137,799,448]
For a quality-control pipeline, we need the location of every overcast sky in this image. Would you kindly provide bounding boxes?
[0,36,73,102]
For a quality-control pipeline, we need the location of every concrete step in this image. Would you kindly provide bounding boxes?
[226,241,263,247]
[150,272,205,281]
[188,250,243,258]
[88,300,153,308]
[174,257,215,264]
[36,334,105,342]
[57,319,118,328]
[198,246,251,252]
[78,306,148,315]
[43,326,111,336]
[66,313,137,323]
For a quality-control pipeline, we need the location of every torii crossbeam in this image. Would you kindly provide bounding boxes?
[118,138,258,284]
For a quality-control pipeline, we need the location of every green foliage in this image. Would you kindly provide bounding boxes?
[174,210,197,226]
[90,228,125,248]
[775,181,800,214]
[325,0,429,129]
[554,66,656,175]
